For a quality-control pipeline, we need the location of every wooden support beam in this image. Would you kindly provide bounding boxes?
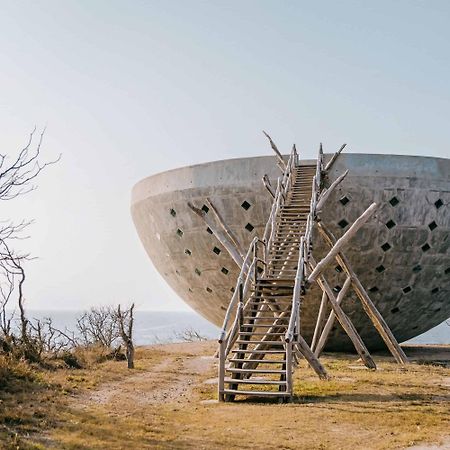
[324,143,346,172]
[205,198,245,258]
[317,223,409,365]
[262,174,275,198]
[187,202,244,269]
[295,335,329,380]
[307,202,378,285]
[310,291,328,352]
[314,276,352,357]
[316,170,349,213]
[263,131,286,169]
[309,257,377,369]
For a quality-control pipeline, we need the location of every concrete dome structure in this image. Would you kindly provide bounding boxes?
[131,153,449,350]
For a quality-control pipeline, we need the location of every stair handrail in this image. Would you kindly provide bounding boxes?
[219,235,259,343]
[285,147,324,344]
[263,146,297,261]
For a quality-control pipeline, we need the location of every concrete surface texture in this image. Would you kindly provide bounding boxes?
[131,153,449,350]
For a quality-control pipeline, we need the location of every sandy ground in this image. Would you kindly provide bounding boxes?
[60,342,450,450]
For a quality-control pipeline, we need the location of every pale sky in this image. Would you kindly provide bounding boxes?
[0,0,449,312]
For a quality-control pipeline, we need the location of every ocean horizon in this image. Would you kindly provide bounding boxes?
[11,309,450,347]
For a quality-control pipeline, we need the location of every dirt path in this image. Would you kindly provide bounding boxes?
[74,341,216,411]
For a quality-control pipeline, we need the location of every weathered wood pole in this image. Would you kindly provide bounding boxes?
[314,276,352,357]
[317,223,409,364]
[187,202,244,269]
[324,143,347,172]
[307,202,378,285]
[263,131,286,169]
[309,258,377,369]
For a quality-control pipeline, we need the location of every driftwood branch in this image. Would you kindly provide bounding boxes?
[262,174,275,198]
[316,170,349,213]
[205,198,245,258]
[309,258,376,369]
[307,202,378,284]
[263,131,286,169]
[187,202,244,268]
[314,276,352,356]
[317,223,409,364]
[324,143,346,172]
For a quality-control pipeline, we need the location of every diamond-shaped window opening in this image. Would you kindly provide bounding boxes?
[206,287,213,293]
[213,246,221,255]
[369,286,379,293]
[257,266,264,274]
[201,204,209,213]
[335,265,343,273]
[421,243,431,252]
[431,287,439,294]
[389,196,400,207]
[339,196,350,206]
[170,208,176,217]
[184,249,192,256]
[333,286,342,293]
[445,267,450,275]
[245,223,254,232]
[206,227,213,235]
[376,265,386,273]
[386,220,396,229]
[412,264,422,273]
[381,242,391,252]
[428,221,438,231]
[176,228,183,237]
[402,286,412,294]
[391,307,400,314]
[241,200,251,210]
[338,219,349,229]
[194,268,201,276]
[434,199,443,209]
[221,267,229,275]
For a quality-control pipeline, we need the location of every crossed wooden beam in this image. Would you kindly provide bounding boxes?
[188,137,408,383]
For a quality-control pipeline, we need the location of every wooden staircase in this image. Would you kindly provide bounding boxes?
[221,164,316,401]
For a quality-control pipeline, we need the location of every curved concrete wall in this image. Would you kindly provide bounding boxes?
[131,154,449,350]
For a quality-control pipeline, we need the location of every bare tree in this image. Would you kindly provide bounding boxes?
[76,306,120,348]
[0,129,59,361]
[116,303,135,369]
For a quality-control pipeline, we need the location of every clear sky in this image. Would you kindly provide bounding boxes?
[0,0,449,312]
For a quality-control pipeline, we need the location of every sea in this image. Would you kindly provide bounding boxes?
[20,309,450,346]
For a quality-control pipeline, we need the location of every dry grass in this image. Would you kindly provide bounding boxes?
[1,343,449,449]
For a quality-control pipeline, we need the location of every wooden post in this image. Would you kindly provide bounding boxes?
[206,198,245,258]
[187,202,244,269]
[317,223,409,364]
[307,202,378,284]
[295,335,329,380]
[286,341,293,395]
[310,291,328,352]
[324,143,346,172]
[263,131,286,169]
[218,340,225,401]
[309,257,377,369]
[262,174,275,198]
[314,276,352,356]
[316,170,349,212]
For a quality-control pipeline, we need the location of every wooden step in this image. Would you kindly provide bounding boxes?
[221,389,290,397]
[226,367,285,374]
[231,349,285,354]
[236,340,284,345]
[229,358,286,364]
[224,378,287,385]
